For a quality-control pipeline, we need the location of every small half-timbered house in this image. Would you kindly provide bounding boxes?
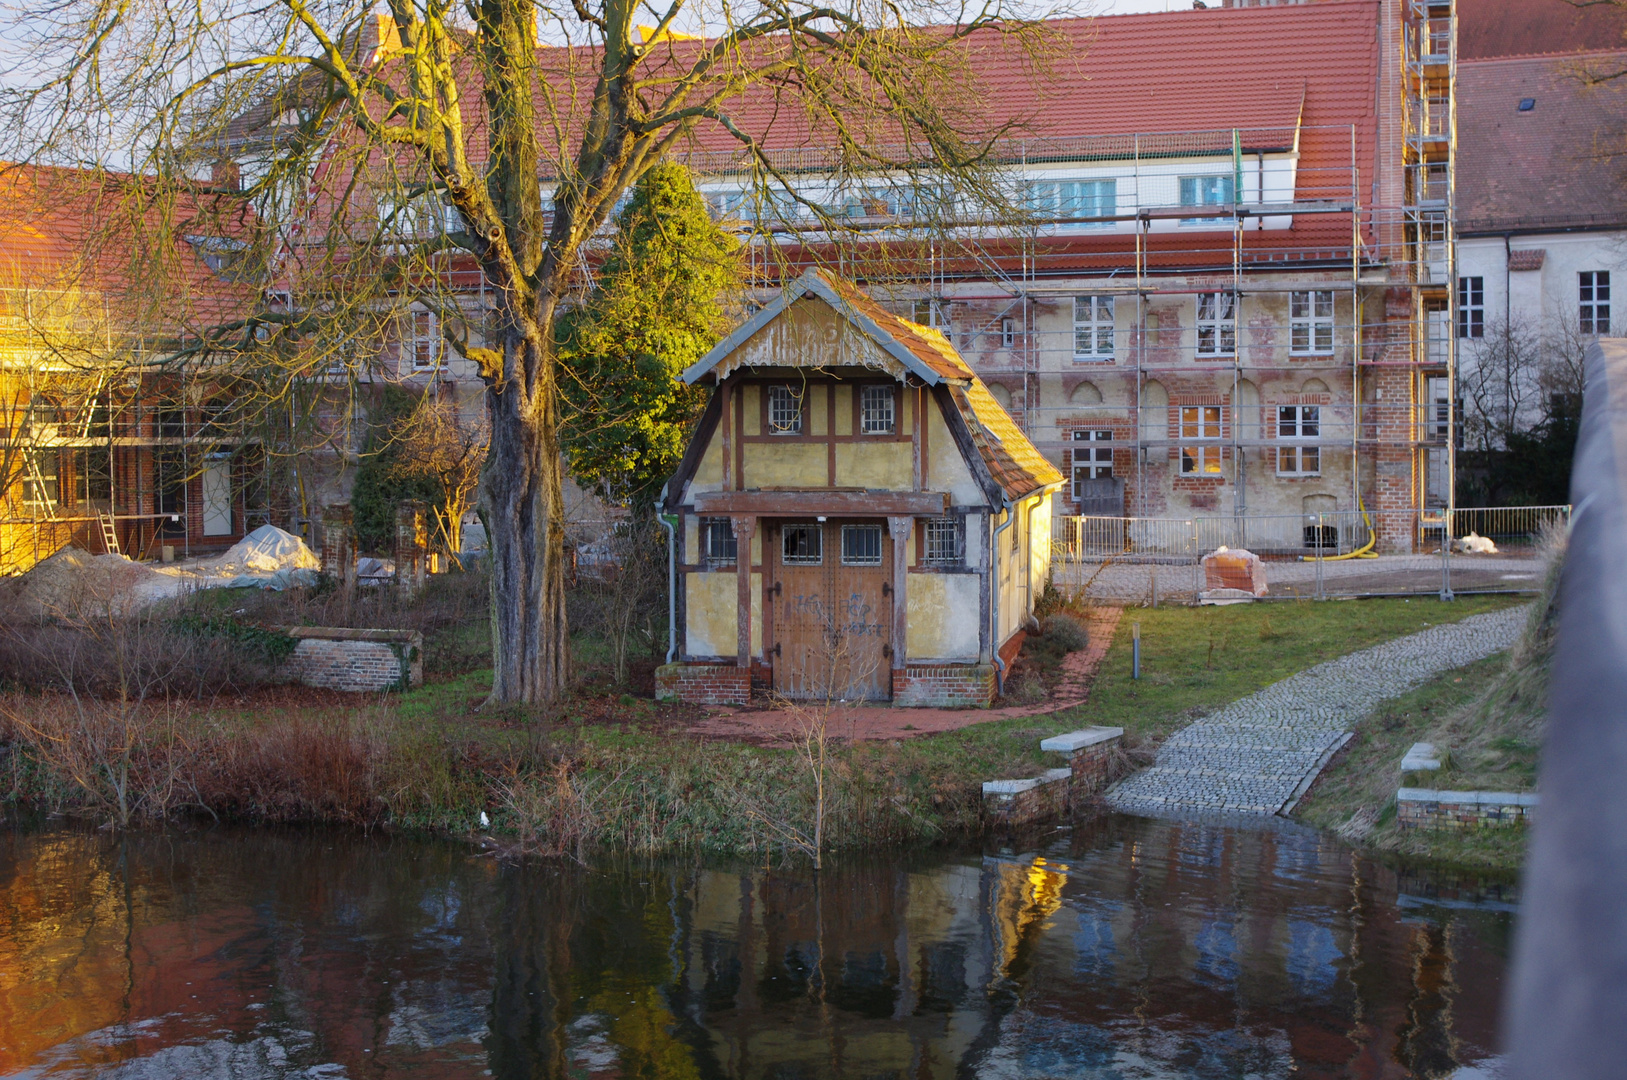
[656,269,1064,707]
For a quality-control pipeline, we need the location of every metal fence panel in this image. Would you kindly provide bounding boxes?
[1051,506,1568,604]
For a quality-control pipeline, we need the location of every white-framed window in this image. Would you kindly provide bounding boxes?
[1001,317,1016,348]
[922,517,963,565]
[840,524,883,566]
[768,385,804,435]
[1179,406,1223,475]
[1196,292,1236,356]
[379,191,461,239]
[1290,291,1335,355]
[1071,429,1113,496]
[1457,276,1484,339]
[1073,295,1114,360]
[1179,175,1235,224]
[409,310,442,372]
[1276,406,1321,476]
[1027,179,1116,225]
[702,518,737,565]
[782,524,822,565]
[709,190,748,219]
[860,385,895,435]
[1582,271,1611,335]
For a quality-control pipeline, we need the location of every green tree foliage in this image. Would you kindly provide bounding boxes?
[352,386,438,553]
[559,164,740,510]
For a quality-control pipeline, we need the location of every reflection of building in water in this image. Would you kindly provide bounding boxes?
[0,820,1514,1079]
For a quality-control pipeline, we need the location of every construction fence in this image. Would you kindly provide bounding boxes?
[1050,505,1569,604]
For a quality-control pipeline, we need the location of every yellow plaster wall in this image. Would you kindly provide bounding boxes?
[834,386,853,435]
[926,405,983,503]
[742,385,760,436]
[906,573,981,662]
[833,443,912,490]
[809,385,828,436]
[693,431,724,491]
[684,516,699,564]
[685,571,762,658]
[746,442,827,488]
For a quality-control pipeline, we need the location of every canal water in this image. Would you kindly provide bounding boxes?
[0,813,1516,1079]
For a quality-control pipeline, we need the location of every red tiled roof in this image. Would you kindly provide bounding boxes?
[1457,53,1627,234]
[1507,248,1546,271]
[0,163,252,332]
[1459,0,1627,60]
[953,377,1064,500]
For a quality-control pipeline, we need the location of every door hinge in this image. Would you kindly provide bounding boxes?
[881,582,892,597]
[773,642,782,658]
[882,644,893,658]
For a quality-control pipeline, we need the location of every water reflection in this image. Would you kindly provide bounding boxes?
[0,814,1513,1078]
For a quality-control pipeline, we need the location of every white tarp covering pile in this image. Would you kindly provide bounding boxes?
[3,526,324,616]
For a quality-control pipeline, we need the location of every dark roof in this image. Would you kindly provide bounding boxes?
[1459,0,1627,60]
[1457,53,1627,234]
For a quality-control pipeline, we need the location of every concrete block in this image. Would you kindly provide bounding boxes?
[1041,726,1125,754]
[1401,741,1441,772]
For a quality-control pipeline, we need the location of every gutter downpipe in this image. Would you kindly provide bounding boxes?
[659,504,678,664]
[991,494,1016,695]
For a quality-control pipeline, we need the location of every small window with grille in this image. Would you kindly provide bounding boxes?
[782,524,822,564]
[923,517,963,566]
[841,524,883,565]
[860,385,895,435]
[702,518,737,565]
[768,385,804,434]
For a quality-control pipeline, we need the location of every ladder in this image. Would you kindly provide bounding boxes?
[97,509,120,556]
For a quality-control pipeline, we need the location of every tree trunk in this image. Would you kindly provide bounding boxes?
[482,329,570,704]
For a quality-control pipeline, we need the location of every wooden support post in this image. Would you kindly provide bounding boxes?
[888,515,912,672]
[731,515,757,670]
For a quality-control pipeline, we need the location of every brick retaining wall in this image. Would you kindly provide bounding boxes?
[278,627,423,692]
[892,665,996,708]
[1396,787,1537,828]
[984,727,1125,826]
[655,663,751,705]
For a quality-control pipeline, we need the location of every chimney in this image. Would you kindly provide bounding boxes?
[359,11,400,65]
[211,160,241,192]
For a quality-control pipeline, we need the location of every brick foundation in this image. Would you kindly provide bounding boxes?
[892,664,996,708]
[1396,787,1537,829]
[278,627,423,692]
[655,662,751,705]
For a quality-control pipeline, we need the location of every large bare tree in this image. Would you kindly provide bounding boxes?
[1,0,1062,703]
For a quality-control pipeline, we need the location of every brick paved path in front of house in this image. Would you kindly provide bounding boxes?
[1106,605,1528,817]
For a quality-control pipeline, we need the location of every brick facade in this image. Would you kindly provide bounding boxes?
[892,664,997,708]
[278,627,424,692]
[655,662,751,705]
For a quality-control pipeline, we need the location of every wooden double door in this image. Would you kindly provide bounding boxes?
[770,519,893,702]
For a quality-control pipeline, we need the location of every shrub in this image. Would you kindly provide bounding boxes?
[1042,612,1090,652]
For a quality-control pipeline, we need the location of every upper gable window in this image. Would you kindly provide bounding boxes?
[768,385,804,435]
[860,385,895,435]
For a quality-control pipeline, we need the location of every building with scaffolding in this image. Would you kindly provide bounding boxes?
[684,0,1458,553]
[0,164,262,572]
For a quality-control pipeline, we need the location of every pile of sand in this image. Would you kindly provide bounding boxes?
[2,547,174,618]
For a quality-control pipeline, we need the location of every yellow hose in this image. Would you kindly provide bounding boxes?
[1309,502,1378,561]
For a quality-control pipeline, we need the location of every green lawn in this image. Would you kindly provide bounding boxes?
[1049,593,1524,744]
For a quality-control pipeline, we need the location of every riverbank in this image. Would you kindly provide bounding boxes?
[0,593,1525,858]
[1292,537,1559,872]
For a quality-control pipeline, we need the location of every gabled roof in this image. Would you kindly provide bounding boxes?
[681,268,1061,502]
[681,267,975,385]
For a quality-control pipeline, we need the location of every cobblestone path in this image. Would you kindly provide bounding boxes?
[1106,606,1528,817]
